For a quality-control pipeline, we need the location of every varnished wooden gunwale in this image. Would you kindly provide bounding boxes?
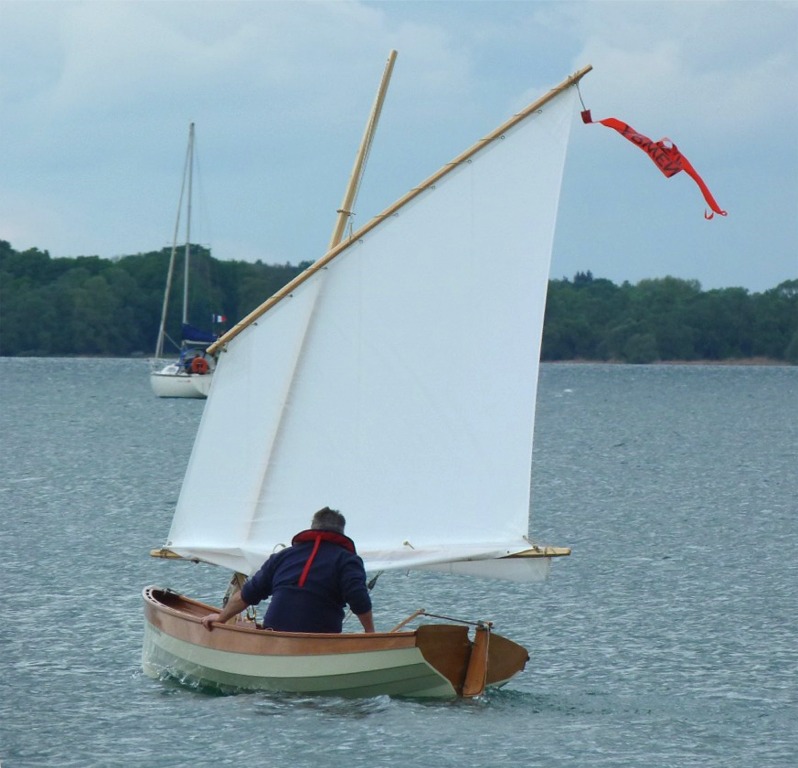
[143,586,419,655]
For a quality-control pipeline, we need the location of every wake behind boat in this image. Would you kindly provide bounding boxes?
[143,59,588,698]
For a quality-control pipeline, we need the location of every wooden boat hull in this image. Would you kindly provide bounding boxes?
[150,365,212,399]
[142,586,529,698]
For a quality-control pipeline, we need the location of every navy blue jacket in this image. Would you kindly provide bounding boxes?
[240,529,372,633]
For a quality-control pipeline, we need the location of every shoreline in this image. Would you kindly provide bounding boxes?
[2,354,793,367]
[543,357,791,367]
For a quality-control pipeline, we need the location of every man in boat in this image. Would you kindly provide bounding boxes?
[200,507,375,634]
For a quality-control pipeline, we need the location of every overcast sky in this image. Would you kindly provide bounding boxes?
[1,0,796,292]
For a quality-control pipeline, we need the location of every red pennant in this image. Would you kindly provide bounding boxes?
[582,111,727,219]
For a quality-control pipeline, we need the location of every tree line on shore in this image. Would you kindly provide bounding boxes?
[543,270,797,364]
[1,240,796,363]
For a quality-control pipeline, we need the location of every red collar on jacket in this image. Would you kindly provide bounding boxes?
[292,529,356,553]
[291,529,357,587]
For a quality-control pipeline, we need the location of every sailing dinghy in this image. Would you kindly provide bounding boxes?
[143,65,590,698]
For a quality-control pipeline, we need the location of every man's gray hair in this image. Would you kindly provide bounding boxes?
[311,506,346,534]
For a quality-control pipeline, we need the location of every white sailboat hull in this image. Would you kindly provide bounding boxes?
[142,587,528,698]
[150,364,212,399]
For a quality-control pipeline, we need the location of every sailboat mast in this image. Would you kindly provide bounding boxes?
[182,122,195,327]
[154,123,193,359]
[208,65,592,356]
[327,50,397,251]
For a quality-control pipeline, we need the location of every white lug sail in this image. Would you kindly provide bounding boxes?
[165,79,580,579]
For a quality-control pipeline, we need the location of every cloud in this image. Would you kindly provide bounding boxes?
[0,0,795,291]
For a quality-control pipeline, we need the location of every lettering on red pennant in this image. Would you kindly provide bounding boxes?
[585,114,726,217]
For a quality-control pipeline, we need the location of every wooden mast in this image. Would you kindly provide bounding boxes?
[208,64,592,356]
[328,50,397,251]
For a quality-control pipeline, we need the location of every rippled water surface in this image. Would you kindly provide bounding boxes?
[1,359,796,767]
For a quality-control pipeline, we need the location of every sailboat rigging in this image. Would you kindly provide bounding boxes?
[150,122,218,399]
[143,61,590,698]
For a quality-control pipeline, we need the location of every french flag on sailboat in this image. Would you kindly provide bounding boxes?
[212,314,227,323]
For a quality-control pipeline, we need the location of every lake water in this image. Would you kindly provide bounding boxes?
[1,358,796,767]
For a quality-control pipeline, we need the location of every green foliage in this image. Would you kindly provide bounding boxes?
[542,273,798,364]
[0,240,306,357]
[1,240,796,363]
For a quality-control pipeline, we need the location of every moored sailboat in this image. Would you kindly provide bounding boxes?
[150,123,218,399]
[143,63,590,698]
